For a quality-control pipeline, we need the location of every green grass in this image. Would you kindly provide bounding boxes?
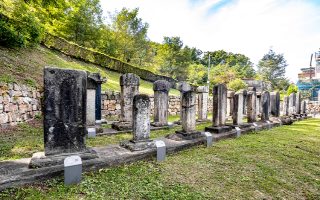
[0,46,180,95]
[1,118,320,199]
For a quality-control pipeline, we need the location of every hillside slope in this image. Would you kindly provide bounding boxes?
[0,45,180,95]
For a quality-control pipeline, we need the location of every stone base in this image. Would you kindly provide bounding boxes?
[165,131,202,141]
[87,125,103,134]
[226,123,251,129]
[226,116,233,120]
[205,126,232,134]
[120,139,156,151]
[173,120,182,125]
[112,122,132,131]
[269,117,280,122]
[196,118,211,123]
[29,147,99,168]
[150,122,168,127]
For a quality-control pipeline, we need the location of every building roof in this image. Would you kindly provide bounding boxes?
[300,67,315,73]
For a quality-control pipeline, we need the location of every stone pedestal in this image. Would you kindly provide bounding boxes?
[174,82,191,125]
[112,73,140,131]
[151,80,171,127]
[168,91,201,140]
[247,91,257,123]
[261,91,270,121]
[196,86,210,122]
[121,94,156,151]
[283,96,289,116]
[205,83,231,134]
[227,91,235,120]
[296,92,301,114]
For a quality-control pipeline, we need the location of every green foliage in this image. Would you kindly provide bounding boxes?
[287,85,298,96]
[257,47,288,90]
[34,114,42,119]
[25,78,35,87]
[0,21,26,48]
[227,78,248,92]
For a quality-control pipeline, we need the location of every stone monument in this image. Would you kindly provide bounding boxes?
[121,94,156,151]
[282,96,289,116]
[296,92,301,115]
[196,86,210,122]
[174,82,191,125]
[226,91,235,120]
[94,73,107,124]
[227,90,251,128]
[167,91,201,140]
[246,91,257,123]
[112,73,140,130]
[239,89,247,114]
[270,91,280,118]
[29,67,98,168]
[260,91,270,121]
[301,100,307,117]
[205,83,231,133]
[151,80,171,127]
[256,92,262,116]
[288,93,296,116]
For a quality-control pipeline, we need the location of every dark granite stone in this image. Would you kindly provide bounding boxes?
[296,92,301,114]
[270,91,280,117]
[247,91,257,123]
[43,67,87,156]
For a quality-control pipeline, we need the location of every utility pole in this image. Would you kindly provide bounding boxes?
[310,54,313,80]
[207,52,211,89]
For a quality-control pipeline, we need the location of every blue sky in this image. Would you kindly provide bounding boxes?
[100,0,320,82]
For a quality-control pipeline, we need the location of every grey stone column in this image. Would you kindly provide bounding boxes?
[247,91,257,123]
[205,83,231,133]
[43,67,87,156]
[232,92,243,125]
[270,91,280,118]
[283,96,289,116]
[151,80,171,127]
[261,91,270,121]
[196,86,209,122]
[256,92,261,115]
[174,82,191,124]
[227,91,235,119]
[112,73,140,131]
[120,94,156,151]
[239,89,247,114]
[289,93,296,116]
[296,92,301,114]
[301,100,306,114]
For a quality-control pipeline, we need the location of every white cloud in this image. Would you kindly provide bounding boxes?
[100,0,320,83]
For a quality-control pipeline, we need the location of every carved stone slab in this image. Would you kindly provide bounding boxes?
[152,80,170,127]
[270,91,280,117]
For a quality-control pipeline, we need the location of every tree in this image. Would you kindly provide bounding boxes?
[287,85,298,96]
[257,47,288,90]
[227,78,248,92]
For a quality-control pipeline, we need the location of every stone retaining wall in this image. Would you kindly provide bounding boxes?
[101,90,213,119]
[0,82,43,128]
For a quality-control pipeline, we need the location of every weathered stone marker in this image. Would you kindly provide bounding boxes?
[205,83,231,133]
[174,82,191,125]
[289,93,296,116]
[283,96,289,116]
[270,91,280,118]
[239,89,247,114]
[246,91,257,123]
[168,91,201,140]
[301,100,307,118]
[112,73,140,131]
[151,80,171,127]
[235,127,241,138]
[64,156,82,186]
[232,92,243,125]
[94,75,107,124]
[155,140,166,162]
[227,91,235,120]
[196,86,210,122]
[256,92,262,115]
[121,94,156,151]
[261,91,270,121]
[296,92,301,115]
[43,67,87,156]
[205,132,213,147]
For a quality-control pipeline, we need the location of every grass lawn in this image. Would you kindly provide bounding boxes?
[0,46,180,96]
[1,118,320,199]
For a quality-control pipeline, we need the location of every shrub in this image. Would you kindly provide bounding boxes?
[0,21,26,48]
[227,78,248,92]
[34,114,42,119]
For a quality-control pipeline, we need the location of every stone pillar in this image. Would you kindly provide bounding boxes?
[196,86,209,122]
[261,91,270,121]
[174,91,201,139]
[205,83,231,133]
[282,96,289,116]
[289,93,296,116]
[232,92,243,125]
[151,80,171,127]
[270,91,280,118]
[256,92,261,115]
[247,91,257,123]
[43,67,87,156]
[227,91,235,119]
[112,73,140,131]
[296,92,301,114]
[86,72,107,126]
[301,100,306,114]
[174,82,191,124]
[120,94,156,151]
[239,89,247,114]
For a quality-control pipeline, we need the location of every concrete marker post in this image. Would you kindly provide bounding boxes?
[64,156,82,186]
[168,122,173,130]
[88,128,96,138]
[235,127,241,139]
[205,132,213,147]
[155,140,166,162]
[277,119,282,127]
[267,121,271,130]
[253,123,258,134]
